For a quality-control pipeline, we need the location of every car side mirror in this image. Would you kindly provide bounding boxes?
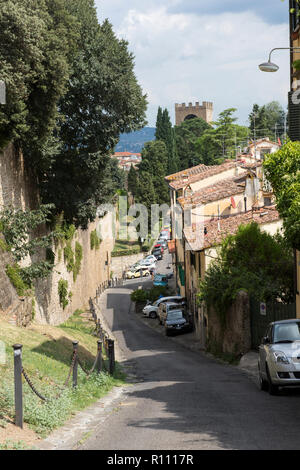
[263,336,270,344]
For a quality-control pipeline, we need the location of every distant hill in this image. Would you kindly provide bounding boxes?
[115,127,155,153]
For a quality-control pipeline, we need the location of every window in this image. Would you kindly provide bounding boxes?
[190,252,196,269]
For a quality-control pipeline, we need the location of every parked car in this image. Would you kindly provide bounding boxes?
[139,261,156,270]
[158,239,168,249]
[145,255,157,263]
[142,296,186,319]
[153,273,168,287]
[258,319,300,395]
[125,267,150,279]
[154,243,164,252]
[164,309,192,336]
[158,301,187,324]
[152,248,163,260]
[159,231,170,240]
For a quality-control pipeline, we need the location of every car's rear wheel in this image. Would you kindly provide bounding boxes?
[266,364,279,395]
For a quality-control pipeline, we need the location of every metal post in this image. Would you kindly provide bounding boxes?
[72,341,79,388]
[96,340,102,374]
[108,339,115,375]
[13,344,23,429]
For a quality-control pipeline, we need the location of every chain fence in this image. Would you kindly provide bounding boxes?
[13,281,118,429]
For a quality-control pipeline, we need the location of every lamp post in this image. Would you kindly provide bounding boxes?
[258,47,300,72]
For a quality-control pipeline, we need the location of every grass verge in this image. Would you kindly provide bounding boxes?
[0,310,126,444]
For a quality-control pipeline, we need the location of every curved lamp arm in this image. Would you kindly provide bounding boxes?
[268,47,300,62]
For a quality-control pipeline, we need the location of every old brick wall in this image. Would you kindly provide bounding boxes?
[0,144,115,326]
[207,291,251,356]
[34,217,115,325]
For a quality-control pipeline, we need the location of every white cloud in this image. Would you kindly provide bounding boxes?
[96,3,290,127]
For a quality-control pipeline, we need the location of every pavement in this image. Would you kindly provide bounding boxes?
[39,250,300,451]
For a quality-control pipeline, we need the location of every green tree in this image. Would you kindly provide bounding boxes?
[263,141,300,249]
[41,2,147,227]
[213,108,238,158]
[127,164,138,196]
[249,101,286,142]
[139,140,169,204]
[174,117,211,169]
[199,223,294,324]
[155,108,178,174]
[0,0,77,157]
[155,106,163,140]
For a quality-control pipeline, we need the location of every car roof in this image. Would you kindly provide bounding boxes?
[269,319,300,326]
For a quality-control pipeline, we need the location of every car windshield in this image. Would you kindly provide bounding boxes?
[167,311,184,320]
[169,304,183,311]
[273,323,300,343]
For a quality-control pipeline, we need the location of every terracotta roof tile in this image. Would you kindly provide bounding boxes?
[177,173,247,208]
[166,161,239,190]
[184,207,280,251]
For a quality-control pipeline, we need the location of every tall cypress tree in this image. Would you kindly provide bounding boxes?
[155,106,163,140]
[155,108,178,174]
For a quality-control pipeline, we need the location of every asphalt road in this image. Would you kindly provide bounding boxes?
[81,256,300,450]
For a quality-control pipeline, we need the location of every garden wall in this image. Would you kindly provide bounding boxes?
[0,144,114,325]
[207,291,251,357]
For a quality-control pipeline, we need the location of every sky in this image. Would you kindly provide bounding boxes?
[95,0,290,129]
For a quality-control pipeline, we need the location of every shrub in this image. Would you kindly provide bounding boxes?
[73,242,83,281]
[198,222,294,324]
[5,264,30,296]
[64,241,74,272]
[90,230,101,250]
[130,286,169,303]
[58,279,69,309]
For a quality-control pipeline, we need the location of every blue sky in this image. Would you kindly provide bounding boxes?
[95,1,290,130]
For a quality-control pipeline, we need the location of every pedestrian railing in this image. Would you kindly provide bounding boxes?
[13,286,118,429]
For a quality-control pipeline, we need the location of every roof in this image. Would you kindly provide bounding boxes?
[248,138,279,148]
[166,161,238,191]
[184,206,280,251]
[177,173,247,208]
[165,163,209,182]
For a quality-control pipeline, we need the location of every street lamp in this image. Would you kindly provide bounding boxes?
[259,47,300,72]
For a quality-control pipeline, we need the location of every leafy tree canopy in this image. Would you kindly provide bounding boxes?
[263,141,300,249]
[198,223,294,325]
[0,0,147,228]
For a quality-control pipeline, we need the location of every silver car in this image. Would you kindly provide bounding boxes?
[142,296,185,319]
[258,319,300,395]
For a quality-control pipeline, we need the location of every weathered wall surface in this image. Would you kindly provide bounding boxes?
[207,291,251,357]
[35,218,114,325]
[0,144,115,326]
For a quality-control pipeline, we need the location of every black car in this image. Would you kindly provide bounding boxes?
[152,248,163,260]
[164,309,192,336]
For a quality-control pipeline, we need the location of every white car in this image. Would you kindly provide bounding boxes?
[143,296,185,319]
[258,319,300,395]
[145,255,157,263]
[139,261,156,270]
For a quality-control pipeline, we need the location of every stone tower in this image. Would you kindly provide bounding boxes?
[175,101,213,126]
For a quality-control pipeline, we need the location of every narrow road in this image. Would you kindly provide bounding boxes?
[81,259,300,450]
